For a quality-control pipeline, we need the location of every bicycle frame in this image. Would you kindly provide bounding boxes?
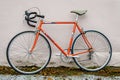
[30,20,93,57]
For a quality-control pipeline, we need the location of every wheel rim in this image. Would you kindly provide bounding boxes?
[7,31,51,74]
[72,30,112,71]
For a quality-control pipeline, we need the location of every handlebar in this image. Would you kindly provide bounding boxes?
[25,11,45,27]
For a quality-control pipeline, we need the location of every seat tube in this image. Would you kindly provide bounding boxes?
[67,23,77,55]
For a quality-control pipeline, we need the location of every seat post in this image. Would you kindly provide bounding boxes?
[75,14,79,22]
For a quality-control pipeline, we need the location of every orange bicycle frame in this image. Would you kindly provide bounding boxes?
[30,21,93,57]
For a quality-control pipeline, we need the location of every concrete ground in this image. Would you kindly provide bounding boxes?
[0,75,120,80]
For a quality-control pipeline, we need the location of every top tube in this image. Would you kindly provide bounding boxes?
[43,22,76,24]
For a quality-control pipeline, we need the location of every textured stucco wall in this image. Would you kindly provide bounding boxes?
[0,0,120,66]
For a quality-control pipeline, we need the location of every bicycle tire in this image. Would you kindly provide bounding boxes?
[72,30,112,71]
[6,31,51,74]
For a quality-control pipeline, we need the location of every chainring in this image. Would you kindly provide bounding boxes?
[60,49,73,63]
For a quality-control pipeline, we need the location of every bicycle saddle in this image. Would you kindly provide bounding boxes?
[71,10,87,16]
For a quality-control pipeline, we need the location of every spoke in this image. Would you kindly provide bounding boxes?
[33,49,48,53]
[28,33,35,48]
[79,59,89,62]
[76,38,87,49]
[13,40,28,51]
[73,31,111,71]
[11,44,28,52]
[22,53,29,60]
[15,37,28,51]
[91,36,98,46]
[22,34,30,50]
[92,53,101,66]
[31,54,42,63]
[7,31,51,74]
[95,47,109,51]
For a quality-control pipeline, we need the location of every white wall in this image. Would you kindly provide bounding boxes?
[0,0,120,66]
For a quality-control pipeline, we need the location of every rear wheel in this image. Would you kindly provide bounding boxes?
[6,31,51,74]
[72,30,112,71]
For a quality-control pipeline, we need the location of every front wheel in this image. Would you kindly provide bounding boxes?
[6,31,51,74]
[72,30,112,71]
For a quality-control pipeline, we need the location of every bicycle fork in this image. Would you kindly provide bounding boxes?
[29,21,43,53]
[29,31,40,53]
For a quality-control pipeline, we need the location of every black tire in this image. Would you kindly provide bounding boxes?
[72,30,112,71]
[6,31,51,74]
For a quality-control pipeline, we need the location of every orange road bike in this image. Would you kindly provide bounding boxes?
[6,8,112,74]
